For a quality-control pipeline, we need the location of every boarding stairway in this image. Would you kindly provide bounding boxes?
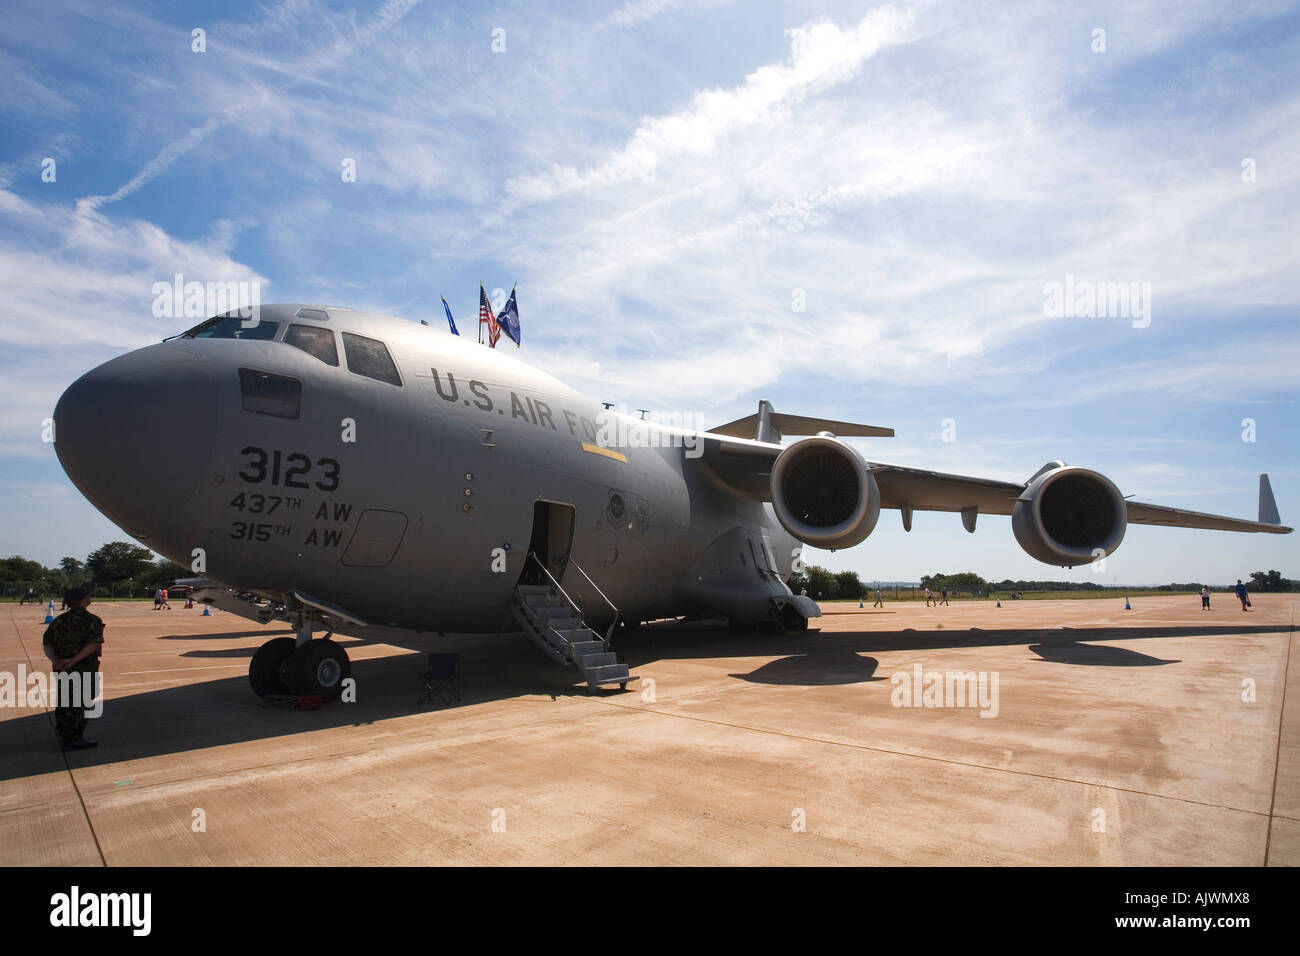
[512,555,637,693]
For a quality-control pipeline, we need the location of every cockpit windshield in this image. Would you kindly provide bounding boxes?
[181,314,280,341]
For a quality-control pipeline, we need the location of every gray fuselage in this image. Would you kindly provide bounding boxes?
[54,305,801,631]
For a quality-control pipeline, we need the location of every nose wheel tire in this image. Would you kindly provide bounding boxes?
[780,604,809,633]
[286,640,351,702]
[249,638,297,698]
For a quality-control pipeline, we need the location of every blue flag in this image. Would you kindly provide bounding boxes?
[499,286,520,347]
[441,296,459,336]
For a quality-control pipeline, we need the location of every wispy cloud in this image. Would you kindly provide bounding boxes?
[599,0,732,29]
[508,6,918,201]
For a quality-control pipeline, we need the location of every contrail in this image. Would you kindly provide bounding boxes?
[77,116,225,214]
[74,0,425,213]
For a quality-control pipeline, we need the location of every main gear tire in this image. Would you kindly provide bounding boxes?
[286,640,351,702]
[249,637,297,698]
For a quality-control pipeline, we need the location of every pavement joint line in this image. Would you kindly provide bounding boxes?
[1263,599,1297,866]
[7,606,107,867]
[581,695,1276,819]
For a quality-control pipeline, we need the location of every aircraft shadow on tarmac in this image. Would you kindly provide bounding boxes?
[173,637,375,660]
[1027,642,1179,666]
[614,619,1280,667]
[158,630,387,655]
[730,649,884,685]
[157,629,296,641]
[0,619,1280,779]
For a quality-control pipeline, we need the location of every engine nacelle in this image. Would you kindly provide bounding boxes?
[770,435,880,550]
[1012,465,1128,566]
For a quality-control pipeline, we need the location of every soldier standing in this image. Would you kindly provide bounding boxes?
[41,587,104,750]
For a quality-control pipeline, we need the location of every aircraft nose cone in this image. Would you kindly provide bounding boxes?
[55,346,217,536]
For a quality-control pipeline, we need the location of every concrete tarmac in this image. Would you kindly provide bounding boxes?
[2,593,1295,865]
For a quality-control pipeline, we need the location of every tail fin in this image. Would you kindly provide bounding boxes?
[1259,474,1282,525]
[710,400,894,443]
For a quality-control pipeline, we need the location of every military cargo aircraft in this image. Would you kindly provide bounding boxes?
[53,304,1291,702]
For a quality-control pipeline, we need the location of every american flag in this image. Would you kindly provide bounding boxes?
[479,282,501,348]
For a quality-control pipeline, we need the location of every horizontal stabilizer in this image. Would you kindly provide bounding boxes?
[711,400,893,443]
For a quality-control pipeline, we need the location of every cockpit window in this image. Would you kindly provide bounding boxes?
[342,332,401,386]
[185,315,280,341]
[284,324,339,366]
[239,368,301,419]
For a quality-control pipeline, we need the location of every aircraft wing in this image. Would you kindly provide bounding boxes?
[869,462,1022,515]
[1123,499,1290,533]
[870,462,1291,532]
[697,431,1291,534]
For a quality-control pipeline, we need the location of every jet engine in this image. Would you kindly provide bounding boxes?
[1012,465,1128,566]
[770,435,880,549]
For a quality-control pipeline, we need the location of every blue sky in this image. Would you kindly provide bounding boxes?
[1,0,1297,585]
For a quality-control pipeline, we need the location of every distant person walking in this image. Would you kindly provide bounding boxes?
[153,588,163,610]
[1200,586,1210,610]
[1235,580,1250,612]
[160,587,171,610]
[184,586,194,609]
[873,588,883,608]
[924,587,934,607]
[940,588,949,606]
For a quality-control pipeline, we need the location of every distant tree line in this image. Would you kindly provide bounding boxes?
[1247,570,1298,592]
[921,572,989,593]
[787,566,866,600]
[0,542,188,600]
[785,566,1299,600]
[989,572,1298,593]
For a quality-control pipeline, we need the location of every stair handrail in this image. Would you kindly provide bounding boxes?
[567,558,620,643]
[523,552,591,647]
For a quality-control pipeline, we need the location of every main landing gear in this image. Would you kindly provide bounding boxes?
[249,632,351,702]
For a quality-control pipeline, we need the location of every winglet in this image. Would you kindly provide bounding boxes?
[1259,474,1282,525]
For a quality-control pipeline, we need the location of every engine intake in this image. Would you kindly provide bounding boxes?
[770,436,880,549]
[1012,466,1127,566]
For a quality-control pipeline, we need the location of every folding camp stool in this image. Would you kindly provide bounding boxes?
[417,652,461,706]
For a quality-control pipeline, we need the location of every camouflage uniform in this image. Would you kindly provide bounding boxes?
[42,607,103,743]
